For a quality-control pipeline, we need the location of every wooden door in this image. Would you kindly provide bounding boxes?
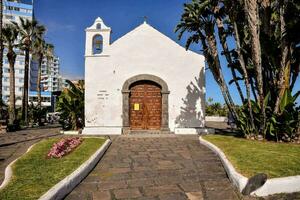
[130,81,162,130]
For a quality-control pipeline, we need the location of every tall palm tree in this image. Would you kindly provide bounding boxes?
[13,18,45,125]
[2,24,19,125]
[176,0,239,120]
[32,38,53,110]
[244,0,266,135]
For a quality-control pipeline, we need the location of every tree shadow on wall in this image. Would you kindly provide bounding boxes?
[175,68,205,128]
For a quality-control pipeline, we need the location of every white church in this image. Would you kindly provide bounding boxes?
[82,17,206,135]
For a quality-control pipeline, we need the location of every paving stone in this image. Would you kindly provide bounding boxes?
[204,180,233,191]
[205,189,240,200]
[113,188,142,199]
[64,191,92,200]
[76,182,98,192]
[127,178,155,187]
[144,185,182,196]
[154,176,184,185]
[109,167,131,174]
[179,182,202,192]
[158,192,188,200]
[186,191,204,200]
[98,180,128,190]
[92,191,111,200]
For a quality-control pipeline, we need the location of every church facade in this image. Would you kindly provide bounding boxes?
[83,17,206,135]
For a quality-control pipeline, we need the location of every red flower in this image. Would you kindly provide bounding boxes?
[47,137,83,158]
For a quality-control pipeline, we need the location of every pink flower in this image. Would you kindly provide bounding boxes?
[47,137,83,158]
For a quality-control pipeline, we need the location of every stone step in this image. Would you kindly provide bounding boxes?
[127,130,172,135]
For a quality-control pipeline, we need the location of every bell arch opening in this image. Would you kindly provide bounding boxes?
[92,34,103,54]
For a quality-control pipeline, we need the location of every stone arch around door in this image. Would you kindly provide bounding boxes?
[122,74,170,133]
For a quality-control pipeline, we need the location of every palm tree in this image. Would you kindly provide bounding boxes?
[13,18,45,125]
[2,24,19,125]
[243,0,266,135]
[175,0,239,120]
[32,38,53,111]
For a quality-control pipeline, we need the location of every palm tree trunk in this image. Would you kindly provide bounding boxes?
[0,0,3,108]
[244,0,266,135]
[37,54,43,107]
[22,48,30,125]
[233,22,255,132]
[8,52,16,124]
[274,1,289,114]
[37,54,43,125]
[205,31,239,120]
[216,18,245,103]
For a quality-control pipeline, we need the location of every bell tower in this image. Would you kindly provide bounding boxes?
[85,17,111,56]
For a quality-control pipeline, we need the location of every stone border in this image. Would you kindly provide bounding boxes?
[60,130,82,135]
[174,128,215,134]
[39,138,111,200]
[199,136,300,196]
[0,143,37,190]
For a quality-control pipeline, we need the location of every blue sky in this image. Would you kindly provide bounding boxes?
[34,0,299,105]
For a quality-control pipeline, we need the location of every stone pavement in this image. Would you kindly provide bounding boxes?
[0,126,61,183]
[65,135,242,200]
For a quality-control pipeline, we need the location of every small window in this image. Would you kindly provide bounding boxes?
[96,23,101,29]
[93,35,103,54]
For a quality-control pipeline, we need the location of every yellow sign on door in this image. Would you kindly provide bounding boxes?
[134,103,140,111]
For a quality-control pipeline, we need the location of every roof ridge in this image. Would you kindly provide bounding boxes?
[110,22,201,56]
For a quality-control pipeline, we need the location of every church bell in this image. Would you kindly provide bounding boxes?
[95,39,102,50]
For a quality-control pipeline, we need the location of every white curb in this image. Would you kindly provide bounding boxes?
[199,136,300,196]
[0,143,37,190]
[252,174,300,196]
[39,139,111,200]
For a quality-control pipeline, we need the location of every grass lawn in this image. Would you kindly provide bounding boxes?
[203,134,300,178]
[0,137,106,200]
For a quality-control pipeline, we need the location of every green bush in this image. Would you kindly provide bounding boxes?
[236,90,300,141]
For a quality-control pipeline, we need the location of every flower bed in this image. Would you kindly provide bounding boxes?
[0,137,106,200]
[47,137,83,158]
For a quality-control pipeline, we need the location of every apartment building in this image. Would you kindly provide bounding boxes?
[2,0,62,109]
[2,0,33,106]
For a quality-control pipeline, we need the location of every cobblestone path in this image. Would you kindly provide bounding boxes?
[66,135,241,200]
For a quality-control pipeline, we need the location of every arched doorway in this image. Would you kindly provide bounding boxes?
[122,74,170,133]
[130,80,162,130]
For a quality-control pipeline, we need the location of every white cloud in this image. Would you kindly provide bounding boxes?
[46,21,76,32]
